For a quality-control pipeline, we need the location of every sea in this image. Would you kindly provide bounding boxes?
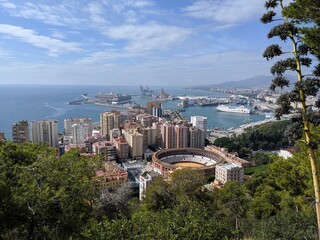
[0,85,266,139]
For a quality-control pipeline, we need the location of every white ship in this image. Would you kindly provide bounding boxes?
[216,105,250,114]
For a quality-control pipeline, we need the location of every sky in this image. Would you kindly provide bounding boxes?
[0,0,279,86]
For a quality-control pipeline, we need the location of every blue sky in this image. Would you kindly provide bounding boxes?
[0,0,279,86]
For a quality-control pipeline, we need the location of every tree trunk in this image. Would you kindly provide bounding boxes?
[292,34,320,239]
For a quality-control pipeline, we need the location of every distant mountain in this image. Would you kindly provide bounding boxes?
[212,75,272,88]
[189,75,295,90]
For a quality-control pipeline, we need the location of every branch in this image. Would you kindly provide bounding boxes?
[271,58,297,75]
[263,44,283,60]
[265,0,278,9]
[261,11,277,24]
[270,75,290,90]
[313,64,320,77]
[268,22,298,41]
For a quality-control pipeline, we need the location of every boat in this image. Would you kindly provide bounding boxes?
[69,100,83,105]
[216,105,250,114]
[198,100,229,106]
[236,98,248,105]
[198,101,219,106]
[265,112,274,118]
[111,94,132,104]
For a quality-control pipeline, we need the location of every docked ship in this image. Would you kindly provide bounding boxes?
[111,94,132,104]
[216,105,250,114]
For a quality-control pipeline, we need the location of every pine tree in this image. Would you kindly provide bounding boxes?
[261,0,320,238]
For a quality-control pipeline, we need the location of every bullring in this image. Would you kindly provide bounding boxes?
[152,148,225,178]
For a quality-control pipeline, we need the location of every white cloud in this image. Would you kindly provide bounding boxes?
[103,0,154,13]
[0,24,81,56]
[0,48,12,58]
[105,23,192,52]
[1,1,16,9]
[3,2,84,26]
[74,51,125,65]
[87,2,108,25]
[183,0,263,24]
[50,30,65,39]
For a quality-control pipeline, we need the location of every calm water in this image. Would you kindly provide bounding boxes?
[0,85,265,139]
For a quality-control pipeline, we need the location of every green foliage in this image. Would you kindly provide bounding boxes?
[143,176,174,211]
[214,182,249,239]
[284,0,320,58]
[248,152,274,166]
[214,121,291,158]
[144,169,206,211]
[262,1,320,236]
[250,210,316,240]
[260,11,276,24]
[0,142,99,239]
[248,150,314,219]
[213,136,239,153]
[1,140,319,239]
[244,165,268,175]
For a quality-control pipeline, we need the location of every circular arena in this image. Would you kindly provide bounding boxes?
[152,148,224,178]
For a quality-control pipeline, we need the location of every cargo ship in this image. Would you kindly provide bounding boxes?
[216,105,250,114]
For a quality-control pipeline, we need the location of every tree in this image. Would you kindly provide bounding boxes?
[250,210,316,240]
[0,142,99,239]
[284,0,320,58]
[143,176,174,211]
[99,182,133,219]
[261,0,320,237]
[214,182,249,240]
[248,152,273,166]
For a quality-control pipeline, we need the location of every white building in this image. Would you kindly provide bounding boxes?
[191,116,207,142]
[278,149,294,159]
[32,120,58,147]
[191,116,207,132]
[215,163,244,184]
[72,123,91,144]
[139,171,161,201]
[64,117,93,136]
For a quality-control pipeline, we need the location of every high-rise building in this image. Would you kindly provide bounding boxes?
[64,118,93,136]
[114,137,129,160]
[146,101,161,115]
[160,123,176,149]
[191,116,207,143]
[189,127,205,148]
[31,120,58,147]
[152,107,162,117]
[191,116,207,133]
[12,120,30,143]
[136,114,158,127]
[175,124,189,148]
[100,111,120,138]
[122,129,143,159]
[72,123,91,144]
[110,128,121,143]
[138,126,157,149]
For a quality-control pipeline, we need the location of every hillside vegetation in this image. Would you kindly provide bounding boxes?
[0,138,318,239]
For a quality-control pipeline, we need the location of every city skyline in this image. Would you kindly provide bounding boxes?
[0,0,281,86]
